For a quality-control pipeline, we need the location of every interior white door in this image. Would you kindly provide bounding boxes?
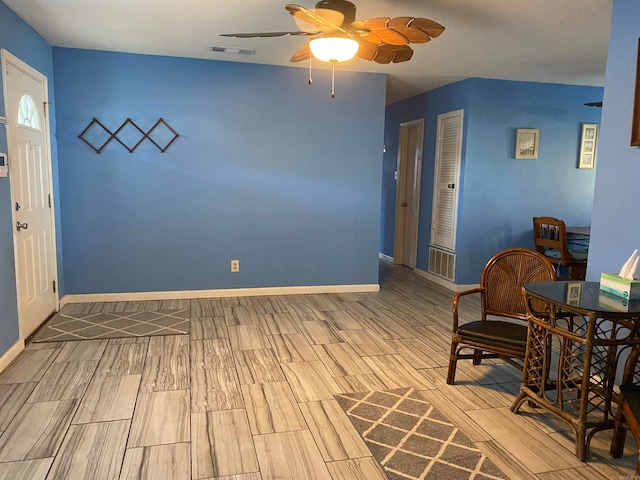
[394,119,423,268]
[431,110,463,252]
[3,52,57,338]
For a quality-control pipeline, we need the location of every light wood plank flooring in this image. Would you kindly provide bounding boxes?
[0,261,636,479]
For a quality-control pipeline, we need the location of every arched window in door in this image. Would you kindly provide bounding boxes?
[17,94,40,130]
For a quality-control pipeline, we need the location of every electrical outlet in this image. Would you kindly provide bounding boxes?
[231,260,239,272]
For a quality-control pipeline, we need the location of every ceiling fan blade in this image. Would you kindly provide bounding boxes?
[356,18,411,45]
[388,28,431,44]
[292,8,344,33]
[290,43,311,63]
[403,18,445,38]
[354,16,445,45]
[386,17,432,44]
[357,43,413,64]
[311,8,344,30]
[391,45,414,63]
[286,4,346,34]
[360,17,391,30]
[356,42,379,61]
[371,44,395,64]
[361,30,409,46]
[220,31,313,38]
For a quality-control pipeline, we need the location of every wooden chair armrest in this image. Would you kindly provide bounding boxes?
[452,287,484,330]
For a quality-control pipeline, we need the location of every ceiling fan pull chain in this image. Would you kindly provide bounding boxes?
[308,54,313,85]
[331,63,335,98]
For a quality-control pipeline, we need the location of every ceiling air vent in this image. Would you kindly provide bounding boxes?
[210,46,256,56]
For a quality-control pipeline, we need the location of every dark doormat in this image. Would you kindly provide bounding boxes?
[335,387,509,480]
[32,309,190,342]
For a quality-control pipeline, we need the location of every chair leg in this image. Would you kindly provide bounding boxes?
[568,264,586,281]
[510,390,528,413]
[472,349,483,365]
[610,415,627,458]
[447,341,458,385]
[575,427,587,462]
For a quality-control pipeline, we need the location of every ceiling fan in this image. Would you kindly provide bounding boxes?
[221,0,445,96]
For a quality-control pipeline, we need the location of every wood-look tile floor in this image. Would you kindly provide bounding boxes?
[0,261,636,479]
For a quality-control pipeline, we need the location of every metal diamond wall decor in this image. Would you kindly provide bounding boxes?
[78,117,179,153]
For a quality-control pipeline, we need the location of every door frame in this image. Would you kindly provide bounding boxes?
[2,49,59,340]
[393,118,424,268]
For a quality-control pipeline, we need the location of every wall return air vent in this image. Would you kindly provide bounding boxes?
[428,246,456,282]
[210,46,256,56]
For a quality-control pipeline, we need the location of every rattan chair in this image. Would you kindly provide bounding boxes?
[610,346,640,474]
[447,248,556,385]
[533,216,588,280]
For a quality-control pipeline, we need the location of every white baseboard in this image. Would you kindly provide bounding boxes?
[60,283,381,306]
[0,339,25,374]
[414,268,479,292]
[378,253,394,263]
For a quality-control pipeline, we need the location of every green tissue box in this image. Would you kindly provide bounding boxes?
[598,290,640,312]
[600,272,640,300]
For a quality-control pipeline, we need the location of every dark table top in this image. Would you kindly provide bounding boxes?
[524,281,640,314]
[566,226,591,236]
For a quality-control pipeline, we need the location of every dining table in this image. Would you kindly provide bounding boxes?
[512,281,640,461]
[566,226,591,237]
[566,226,591,250]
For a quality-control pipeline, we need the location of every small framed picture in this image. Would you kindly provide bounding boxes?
[566,282,583,306]
[579,123,598,169]
[515,129,539,159]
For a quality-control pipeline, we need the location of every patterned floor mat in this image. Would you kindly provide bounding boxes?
[32,309,190,342]
[335,387,509,480]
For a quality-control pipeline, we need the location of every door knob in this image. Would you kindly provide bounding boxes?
[16,222,28,231]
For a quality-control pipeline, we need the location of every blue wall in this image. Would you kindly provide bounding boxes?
[588,0,640,279]
[0,2,61,353]
[382,78,602,284]
[459,79,602,283]
[53,48,386,293]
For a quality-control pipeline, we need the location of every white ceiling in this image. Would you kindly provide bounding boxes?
[4,0,613,104]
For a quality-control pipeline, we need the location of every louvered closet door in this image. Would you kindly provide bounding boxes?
[431,109,463,251]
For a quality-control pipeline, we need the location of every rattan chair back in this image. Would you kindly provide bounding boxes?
[482,248,557,320]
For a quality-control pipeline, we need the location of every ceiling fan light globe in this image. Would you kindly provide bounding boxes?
[309,37,359,62]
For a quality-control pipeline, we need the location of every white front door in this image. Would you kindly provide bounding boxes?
[3,51,57,338]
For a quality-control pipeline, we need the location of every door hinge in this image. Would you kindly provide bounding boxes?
[53,280,56,293]
[43,102,48,118]
[48,193,52,208]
